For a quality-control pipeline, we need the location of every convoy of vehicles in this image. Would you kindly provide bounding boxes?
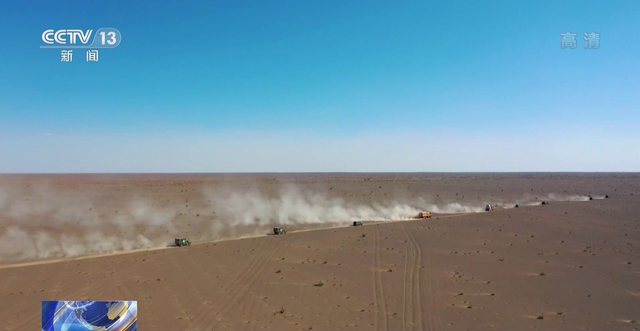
[174,194,605,246]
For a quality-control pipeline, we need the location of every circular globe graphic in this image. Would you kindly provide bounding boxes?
[42,300,137,331]
[72,301,129,330]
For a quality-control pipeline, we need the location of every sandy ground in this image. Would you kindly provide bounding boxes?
[0,173,639,330]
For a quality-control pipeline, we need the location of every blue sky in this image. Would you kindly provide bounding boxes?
[0,1,639,172]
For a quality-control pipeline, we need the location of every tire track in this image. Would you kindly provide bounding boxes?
[563,253,636,294]
[402,222,425,331]
[232,236,291,323]
[190,237,272,327]
[561,235,637,295]
[326,232,371,320]
[559,254,622,330]
[165,251,213,327]
[372,224,389,331]
[402,239,410,331]
[205,239,273,323]
[208,236,287,329]
[431,253,444,331]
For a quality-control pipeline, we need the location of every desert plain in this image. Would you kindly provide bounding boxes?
[0,173,639,331]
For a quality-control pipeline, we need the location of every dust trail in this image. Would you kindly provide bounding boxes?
[205,185,485,227]
[0,184,587,262]
[413,197,484,213]
[495,193,592,208]
[546,193,590,202]
[0,227,157,261]
[0,185,178,262]
[206,185,420,226]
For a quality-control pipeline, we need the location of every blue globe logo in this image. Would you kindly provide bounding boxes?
[42,300,137,331]
[73,301,127,330]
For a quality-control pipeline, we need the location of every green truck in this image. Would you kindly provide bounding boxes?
[175,237,191,247]
[273,227,287,235]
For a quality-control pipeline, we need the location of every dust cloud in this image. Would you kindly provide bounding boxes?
[0,184,593,262]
